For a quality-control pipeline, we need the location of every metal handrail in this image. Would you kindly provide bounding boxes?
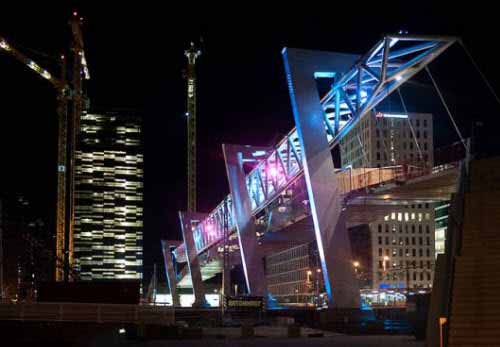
[0,302,175,325]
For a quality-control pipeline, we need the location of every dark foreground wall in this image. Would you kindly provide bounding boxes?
[38,281,140,304]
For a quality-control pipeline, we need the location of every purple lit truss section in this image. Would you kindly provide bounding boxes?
[245,130,302,211]
[174,35,458,262]
[174,131,303,261]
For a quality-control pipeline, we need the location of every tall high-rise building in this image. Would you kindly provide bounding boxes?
[73,112,143,281]
[340,111,436,293]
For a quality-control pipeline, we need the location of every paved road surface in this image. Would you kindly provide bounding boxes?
[125,335,424,347]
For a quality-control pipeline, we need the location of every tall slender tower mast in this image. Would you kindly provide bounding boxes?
[57,11,89,281]
[185,43,201,212]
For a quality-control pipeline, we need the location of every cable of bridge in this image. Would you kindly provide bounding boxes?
[425,66,469,153]
[459,41,500,106]
[397,88,424,162]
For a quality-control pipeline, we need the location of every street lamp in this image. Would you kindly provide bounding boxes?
[383,256,390,272]
[306,270,313,305]
[353,261,360,273]
[314,269,321,307]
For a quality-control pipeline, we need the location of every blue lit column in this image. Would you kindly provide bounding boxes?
[223,144,268,298]
[161,240,180,307]
[179,211,208,307]
[282,48,360,308]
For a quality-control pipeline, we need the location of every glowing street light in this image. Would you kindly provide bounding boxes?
[383,256,390,272]
[353,261,360,275]
[306,270,313,283]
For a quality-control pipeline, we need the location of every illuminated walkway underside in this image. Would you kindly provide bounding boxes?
[164,35,460,308]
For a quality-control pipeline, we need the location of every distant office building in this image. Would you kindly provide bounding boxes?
[348,224,373,289]
[265,242,325,306]
[371,205,435,291]
[340,112,434,169]
[73,112,143,281]
[340,112,435,292]
[0,194,51,301]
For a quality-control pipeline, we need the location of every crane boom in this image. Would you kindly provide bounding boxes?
[0,11,90,282]
[0,34,69,281]
[0,36,63,89]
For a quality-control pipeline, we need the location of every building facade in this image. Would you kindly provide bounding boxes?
[73,112,143,281]
[371,205,435,291]
[340,111,435,292]
[265,242,325,306]
[340,112,434,169]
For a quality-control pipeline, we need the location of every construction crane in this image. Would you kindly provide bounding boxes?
[185,42,201,212]
[0,11,90,282]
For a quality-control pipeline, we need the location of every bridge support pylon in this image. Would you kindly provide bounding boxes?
[223,144,268,299]
[282,48,360,309]
[161,240,180,307]
[179,211,208,307]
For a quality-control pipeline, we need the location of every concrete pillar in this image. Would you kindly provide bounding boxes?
[222,144,267,297]
[282,48,360,308]
[179,211,208,307]
[161,240,180,307]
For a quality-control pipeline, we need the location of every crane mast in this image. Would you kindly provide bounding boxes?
[61,12,88,281]
[185,43,201,212]
[55,55,68,282]
[0,11,89,282]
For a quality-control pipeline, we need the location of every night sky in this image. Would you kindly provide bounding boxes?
[1,3,499,284]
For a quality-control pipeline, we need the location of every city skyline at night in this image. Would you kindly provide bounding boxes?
[0,4,500,345]
[0,4,498,287]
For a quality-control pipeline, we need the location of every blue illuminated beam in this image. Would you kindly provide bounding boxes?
[324,35,458,148]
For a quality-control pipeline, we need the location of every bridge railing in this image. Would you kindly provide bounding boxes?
[336,164,435,194]
[0,302,175,325]
[337,166,399,193]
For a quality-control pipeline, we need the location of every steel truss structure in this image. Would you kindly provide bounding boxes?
[167,35,458,307]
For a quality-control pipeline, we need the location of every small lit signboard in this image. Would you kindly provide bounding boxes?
[224,296,264,312]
